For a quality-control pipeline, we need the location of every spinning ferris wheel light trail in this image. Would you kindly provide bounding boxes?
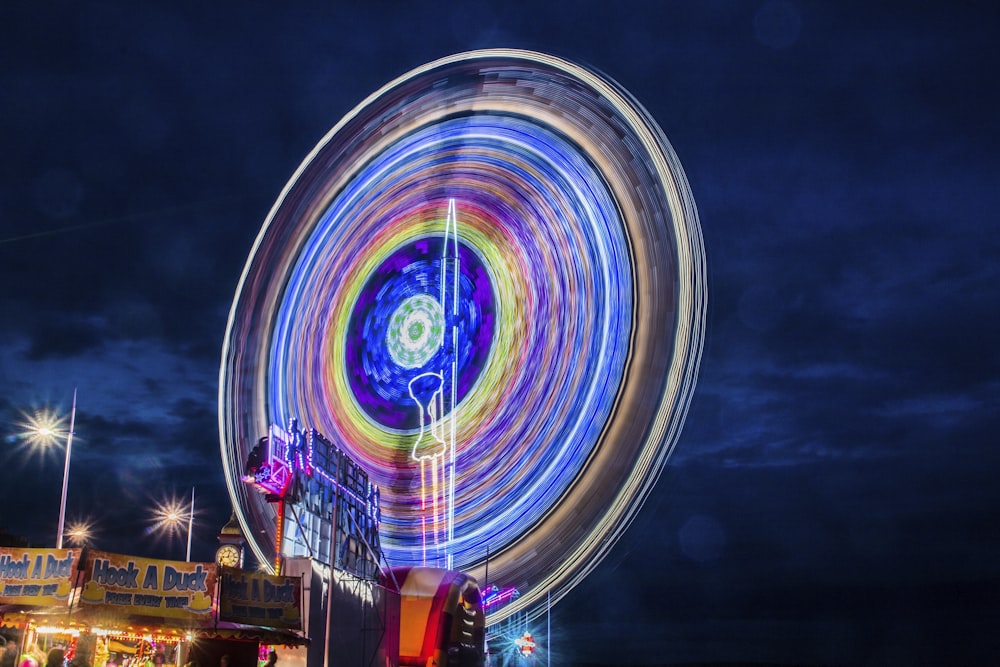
[219,49,707,622]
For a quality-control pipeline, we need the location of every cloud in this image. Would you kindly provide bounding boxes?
[2,3,999,664]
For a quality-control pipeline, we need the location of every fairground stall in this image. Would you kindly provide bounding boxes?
[0,547,305,667]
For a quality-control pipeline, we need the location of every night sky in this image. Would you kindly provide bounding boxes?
[2,2,998,665]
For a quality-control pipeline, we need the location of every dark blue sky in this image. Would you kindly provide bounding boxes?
[2,2,998,665]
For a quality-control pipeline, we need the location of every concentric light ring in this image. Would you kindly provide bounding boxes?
[219,49,706,621]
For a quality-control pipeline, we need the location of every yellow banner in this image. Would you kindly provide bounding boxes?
[79,551,216,621]
[0,548,80,607]
[218,568,302,629]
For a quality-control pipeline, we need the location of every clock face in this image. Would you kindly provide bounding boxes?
[216,544,241,568]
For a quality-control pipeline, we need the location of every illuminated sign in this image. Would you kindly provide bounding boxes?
[79,551,216,621]
[244,423,300,499]
[0,547,80,606]
[218,568,302,629]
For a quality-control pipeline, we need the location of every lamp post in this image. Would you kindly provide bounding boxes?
[57,388,77,549]
[156,488,195,561]
[186,486,195,562]
[25,389,77,548]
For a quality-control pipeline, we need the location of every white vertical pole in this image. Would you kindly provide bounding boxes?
[447,198,459,570]
[186,486,195,561]
[56,388,77,549]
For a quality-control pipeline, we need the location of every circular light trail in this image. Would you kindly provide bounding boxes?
[386,294,444,369]
[219,49,706,621]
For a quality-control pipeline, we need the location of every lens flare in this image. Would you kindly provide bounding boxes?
[64,519,95,546]
[148,495,194,539]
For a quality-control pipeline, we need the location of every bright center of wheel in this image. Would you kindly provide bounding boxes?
[387,294,444,368]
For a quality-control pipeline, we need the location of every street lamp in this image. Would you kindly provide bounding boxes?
[64,519,94,546]
[21,389,77,548]
[151,487,195,561]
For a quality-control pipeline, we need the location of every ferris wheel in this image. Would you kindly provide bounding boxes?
[219,49,706,622]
